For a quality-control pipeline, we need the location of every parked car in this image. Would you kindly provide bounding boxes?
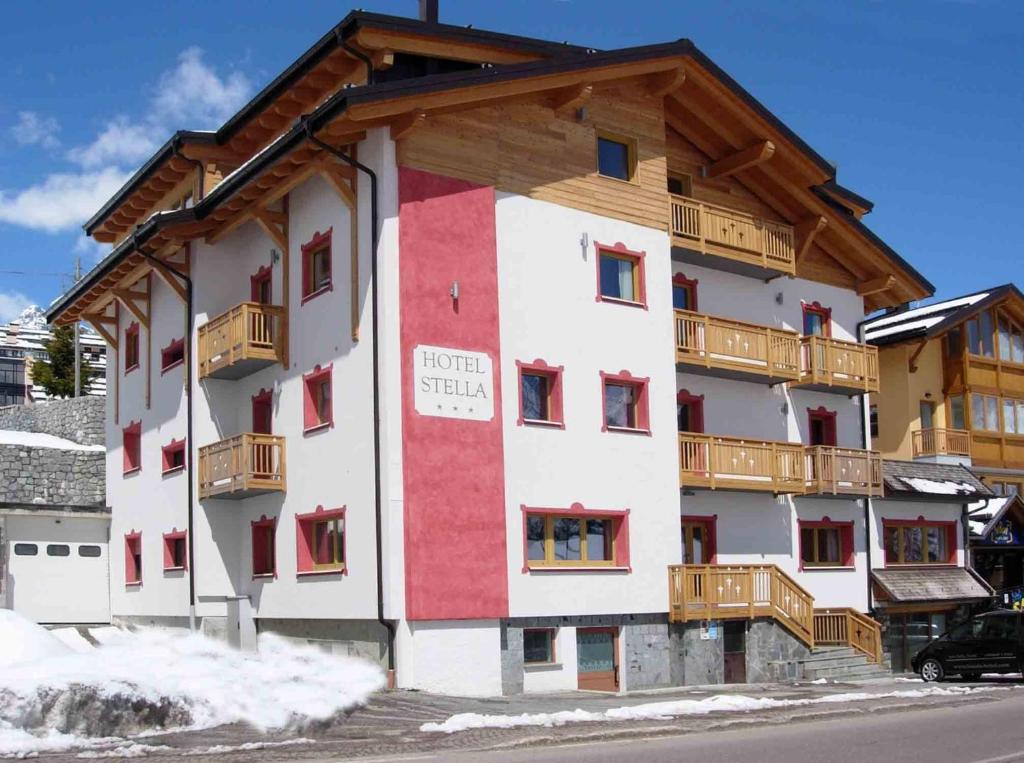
[913,609,1022,681]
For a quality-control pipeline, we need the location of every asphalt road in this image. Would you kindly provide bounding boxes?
[391,690,1024,763]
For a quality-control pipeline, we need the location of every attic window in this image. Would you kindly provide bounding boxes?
[597,132,636,182]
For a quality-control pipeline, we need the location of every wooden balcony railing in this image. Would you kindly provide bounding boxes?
[813,608,883,663]
[912,428,971,459]
[675,310,800,381]
[198,433,287,500]
[669,194,796,275]
[198,302,286,380]
[796,336,879,394]
[679,433,805,493]
[668,564,815,647]
[805,446,883,497]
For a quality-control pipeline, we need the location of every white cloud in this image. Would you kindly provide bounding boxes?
[66,118,160,170]
[152,47,252,126]
[0,291,34,323]
[11,111,60,150]
[0,168,130,233]
[73,235,113,263]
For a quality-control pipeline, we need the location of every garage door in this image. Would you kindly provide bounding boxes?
[8,537,111,624]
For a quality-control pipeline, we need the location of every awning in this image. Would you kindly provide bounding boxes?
[872,567,992,604]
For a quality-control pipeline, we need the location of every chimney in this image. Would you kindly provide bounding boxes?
[419,0,438,23]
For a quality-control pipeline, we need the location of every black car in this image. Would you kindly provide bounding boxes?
[912,609,1022,681]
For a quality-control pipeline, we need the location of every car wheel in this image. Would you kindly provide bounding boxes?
[920,658,944,682]
[960,672,981,681]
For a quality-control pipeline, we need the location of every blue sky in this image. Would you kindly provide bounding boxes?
[0,0,1020,319]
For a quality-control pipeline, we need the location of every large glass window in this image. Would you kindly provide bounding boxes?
[967,311,995,357]
[949,394,966,429]
[884,522,953,565]
[800,526,846,567]
[972,393,999,431]
[525,512,621,568]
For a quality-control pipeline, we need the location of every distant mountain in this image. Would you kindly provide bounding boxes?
[10,305,46,330]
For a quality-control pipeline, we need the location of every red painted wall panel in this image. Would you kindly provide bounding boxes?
[398,167,509,620]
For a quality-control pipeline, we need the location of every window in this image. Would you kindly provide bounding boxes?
[523,629,557,665]
[162,531,187,571]
[252,517,276,577]
[302,365,333,432]
[250,265,272,305]
[1003,314,1024,365]
[252,389,273,435]
[919,400,936,430]
[125,533,142,585]
[596,242,646,306]
[672,273,698,312]
[46,544,70,557]
[161,439,186,474]
[799,520,854,569]
[972,393,999,432]
[296,507,346,574]
[13,543,37,556]
[123,421,141,475]
[949,394,966,430]
[124,322,140,373]
[681,517,716,565]
[601,371,650,433]
[883,520,955,565]
[676,389,704,433]
[523,504,629,570]
[516,360,564,427]
[869,404,879,439]
[667,173,693,197]
[596,132,635,181]
[802,302,831,337]
[808,408,837,447]
[160,338,184,373]
[301,229,332,302]
[966,311,995,357]
[78,545,102,558]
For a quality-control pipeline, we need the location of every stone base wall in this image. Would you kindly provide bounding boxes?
[0,396,105,446]
[746,619,811,682]
[669,618,810,685]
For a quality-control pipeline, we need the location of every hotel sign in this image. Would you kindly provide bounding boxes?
[413,344,494,421]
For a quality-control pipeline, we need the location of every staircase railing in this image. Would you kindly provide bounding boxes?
[813,607,883,663]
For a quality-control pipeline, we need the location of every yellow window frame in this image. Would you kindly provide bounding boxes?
[527,514,616,568]
[312,517,345,571]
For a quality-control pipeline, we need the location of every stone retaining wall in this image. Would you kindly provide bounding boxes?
[0,396,105,446]
[0,444,105,508]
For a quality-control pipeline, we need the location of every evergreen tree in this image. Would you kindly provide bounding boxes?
[31,325,95,398]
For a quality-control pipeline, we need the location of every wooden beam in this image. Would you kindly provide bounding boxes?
[546,83,592,111]
[253,208,288,252]
[83,313,117,349]
[389,109,427,142]
[207,161,320,244]
[857,274,897,297]
[909,339,927,373]
[647,66,686,97]
[149,258,188,303]
[370,49,395,70]
[111,287,150,329]
[707,140,776,179]
[794,215,828,262]
[317,162,357,210]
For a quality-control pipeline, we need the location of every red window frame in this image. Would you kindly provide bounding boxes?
[302,364,333,433]
[600,370,651,434]
[516,359,565,428]
[123,420,141,475]
[296,505,347,575]
[594,240,648,309]
[520,502,631,572]
[252,515,277,578]
[676,389,705,433]
[882,518,958,566]
[250,265,273,304]
[125,532,142,585]
[301,228,333,303]
[798,518,854,570]
[802,301,832,337]
[681,515,717,564]
[161,438,186,475]
[162,529,187,571]
[159,337,185,374]
[808,407,837,447]
[252,388,273,434]
[672,273,699,312]
[124,322,140,373]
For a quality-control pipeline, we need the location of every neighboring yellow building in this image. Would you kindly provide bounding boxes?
[865,284,1024,495]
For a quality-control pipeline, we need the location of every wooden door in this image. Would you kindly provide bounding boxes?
[577,628,619,692]
[682,520,711,565]
[723,621,746,684]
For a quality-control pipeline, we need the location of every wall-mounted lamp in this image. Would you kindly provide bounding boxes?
[580,232,589,259]
[775,292,784,305]
[925,392,933,399]
[781,401,789,416]
[576,106,588,123]
[450,281,460,301]
[270,248,281,265]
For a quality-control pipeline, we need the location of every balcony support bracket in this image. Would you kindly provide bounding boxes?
[707,140,775,179]
[794,215,828,262]
[908,339,927,373]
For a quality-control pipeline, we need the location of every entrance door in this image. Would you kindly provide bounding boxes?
[723,621,746,683]
[920,400,936,430]
[577,628,619,692]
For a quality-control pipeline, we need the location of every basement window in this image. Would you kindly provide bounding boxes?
[523,629,557,665]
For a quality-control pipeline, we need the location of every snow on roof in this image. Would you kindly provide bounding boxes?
[899,477,978,495]
[0,430,104,452]
[865,315,948,341]
[865,291,990,334]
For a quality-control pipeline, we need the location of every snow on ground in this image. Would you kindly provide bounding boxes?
[49,628,95,654]
[421,686,998,734]
[0,611,384,758]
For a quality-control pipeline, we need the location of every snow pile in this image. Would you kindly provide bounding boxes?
[0,612,385,757]
[0,430,105,452]
[421,685,990,733]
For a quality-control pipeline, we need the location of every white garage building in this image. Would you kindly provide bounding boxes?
[0,397,110,624]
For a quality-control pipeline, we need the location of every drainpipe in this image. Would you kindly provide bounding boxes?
[856,318,874,610]
[136,237,197,631]
[301,120,395,681]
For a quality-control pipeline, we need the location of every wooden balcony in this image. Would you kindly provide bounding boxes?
[198,433,287,500]
[804,446,883,497]
[679,433,805,494]
[912,428,971,460]
[669,194,796,278]
[794,336,879,394]
[813,608,883,663]
[668,564,815,647]
[198,302,286,381]
[675,310,800,383]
